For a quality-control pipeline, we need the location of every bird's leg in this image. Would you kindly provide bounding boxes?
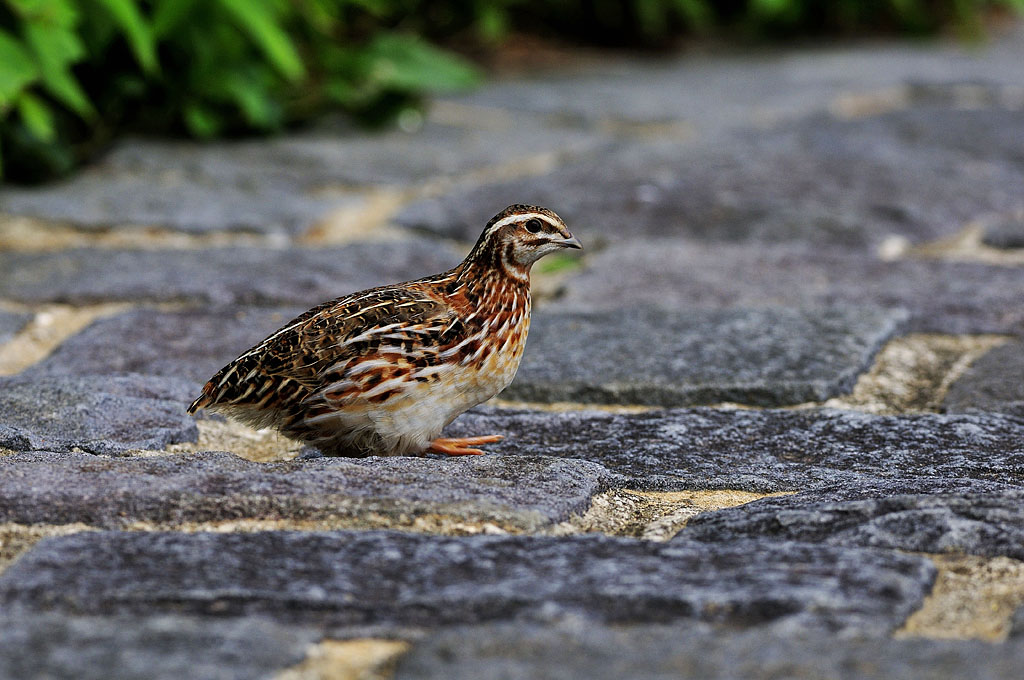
[426,435,504,456]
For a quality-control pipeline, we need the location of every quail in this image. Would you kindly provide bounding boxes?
[188,204,582,457]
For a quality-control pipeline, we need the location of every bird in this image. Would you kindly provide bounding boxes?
[187,204,582,457]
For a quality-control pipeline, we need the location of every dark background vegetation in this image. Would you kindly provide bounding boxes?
[1,0,1022,183]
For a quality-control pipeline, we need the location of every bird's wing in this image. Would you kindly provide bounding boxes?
[190,285,455,412]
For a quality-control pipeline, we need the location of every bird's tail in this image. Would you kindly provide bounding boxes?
[187,382,214,414]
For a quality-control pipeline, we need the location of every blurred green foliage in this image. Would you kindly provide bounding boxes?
[0,0,482,181]
[1,0,1022,182]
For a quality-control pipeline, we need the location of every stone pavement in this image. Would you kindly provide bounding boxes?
[2,27,1024,680]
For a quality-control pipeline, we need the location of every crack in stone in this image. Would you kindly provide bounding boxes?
[298,188,415,245]
[818,333,1009,414]
[494,333,1008,415]
[885,220,1024,266]
[273,639,411,680]
[166,418,306,463]
[124,515,524,537]
[0,303,131,376]
[0,523,95,576]
[545,489,794,541]
[830,86,913,119]
[896,554,1024,642]
[0,214,290,253]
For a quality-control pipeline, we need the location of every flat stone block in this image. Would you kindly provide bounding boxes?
[34,307,304,383]
[943,340,1024,418]
[448,407,1024,491]
[0,451,608,530]
[507,306,904,406]
[0,374,197,454]
[397,621,1024,680]
[0,613,315,680]
[446,54,1024,127]
[397,103,1024,252]
[0,120,600,235]
[0,531,934,636]
[0,241,461,306]
[0,171,354,236]
[557,240,1024,335]
[35,305,904,409]
[0,311,31,345]
[681,485,1024,559]
[982,218,1024,250]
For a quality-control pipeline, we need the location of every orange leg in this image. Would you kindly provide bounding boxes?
[426,435,504,456]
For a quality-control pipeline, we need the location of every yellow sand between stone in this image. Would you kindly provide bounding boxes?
[897,554,1024,642]
[274,639,411,680]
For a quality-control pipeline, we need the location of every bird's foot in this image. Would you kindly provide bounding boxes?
[426,435,504,457]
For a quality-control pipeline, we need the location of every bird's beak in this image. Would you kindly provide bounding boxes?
[557,235,583,250]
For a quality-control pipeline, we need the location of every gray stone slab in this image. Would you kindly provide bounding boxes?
[0,119,601,234]
[681,485,1024,559]
[0,450,608,530]
[0,613,315,680]
[507,306,903,406]
[0,374,197,454]
[556,240,1024,335]
[446,36,1024,127]
[0,240,462,306]
[0,310,31,345]
[447,407,1024,491]
[0,169,355,237]
[34,307,304,382]
[397,98,1024,251]
[35,305,904,408]
[0,531,934,636]
[943,340,1024,419]
[398,621,1024,680]
[982,217,1024,249]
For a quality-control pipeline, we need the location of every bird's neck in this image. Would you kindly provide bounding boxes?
[449,255,532,320]
[462,236,532,283]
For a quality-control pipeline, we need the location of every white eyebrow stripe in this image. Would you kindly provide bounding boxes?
[489,212,555,231]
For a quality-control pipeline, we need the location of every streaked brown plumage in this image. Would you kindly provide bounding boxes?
[187,205,582,457]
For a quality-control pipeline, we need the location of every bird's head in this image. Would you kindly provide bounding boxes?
[466,204,582,277]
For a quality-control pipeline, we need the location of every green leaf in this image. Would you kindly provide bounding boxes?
[363,33,480,94]
[535,252,582,275]
[0,29,39,107]
[183,102,221,137]
[22,22,94,117]
[216,0,305,81]
[671,0,712,30]
[95,0,159,74]
[222,73,280,128]
[751,0,792,17]
[152,0,200,37]
[6,0,78,27]
[16,91,56,141]
[474,2,509,43]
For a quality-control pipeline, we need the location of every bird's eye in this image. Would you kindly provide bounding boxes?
[525,219,542,233]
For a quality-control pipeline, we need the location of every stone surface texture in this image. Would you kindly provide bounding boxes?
[682,487,1024,559]
[942,339,1024,418]
[0,311,31,346]
[0,241,462,306]
[509,306,904,406]
[0,120,603,235]
[0,451,607,530]
[0,614,315,680]
[0,531,934,636]
[555,240,1024,335]
[397,622,1024,680]
[3,25,1024,680]
[448,407,1024,491]
[0,374,197,453]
